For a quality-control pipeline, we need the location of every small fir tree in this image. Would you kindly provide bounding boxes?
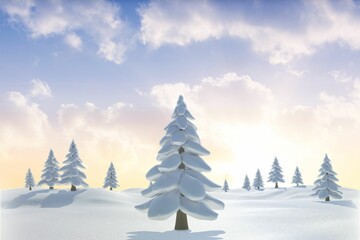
[268,157,285,188]
[312,154,342,202]
[253,169,264,190]
[60,140,88,191]
[103,162,119,190]
[25,169,35,190]
[242,175,251,191]
[292,166,303,187]
[38,149,60,189]
[222,179,229,192]
[135,96,224,231]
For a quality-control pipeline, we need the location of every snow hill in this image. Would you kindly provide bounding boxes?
[1,186,359,240]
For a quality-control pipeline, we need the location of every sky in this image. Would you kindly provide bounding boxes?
[1,0,360,190]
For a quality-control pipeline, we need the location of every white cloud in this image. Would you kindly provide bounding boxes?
[0,0,34,19]
[328,70,353,83]
[97,41,126,64]
[151,82,193,109]
[64,32,82,50]
[275,75,360,149]
[0,0,129,64]
[139,0,223,48]
[139,0,360,64]
[150,72,273,122]
[135,88,146,96]
[0,91,50,156]
[287,66,305,77]
[30,79,52,97]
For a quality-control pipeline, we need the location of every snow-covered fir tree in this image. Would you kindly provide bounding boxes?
[242,175,251,191]
[135,95,224,230]
[268,157,285,188]
[25,168,35,190]
[103,162,119,191]
[292,166,303,187]
[253,169,264,190]
[38,149,59,189]
[60,140,88,191]
[222,179,229,192]
[312,154,342,202]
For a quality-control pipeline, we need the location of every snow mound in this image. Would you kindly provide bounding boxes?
[1,188,140,209]
[1,187,359,240]
[220,185,358,201]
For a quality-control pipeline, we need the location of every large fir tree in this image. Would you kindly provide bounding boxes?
[60,140,88,191]
[135,96,224,230]
[312,154,342,201]
[38,149,59,189]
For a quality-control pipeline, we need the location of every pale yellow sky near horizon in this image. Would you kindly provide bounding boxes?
[1,73,360,191]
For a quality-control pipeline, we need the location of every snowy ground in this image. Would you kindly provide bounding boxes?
[1,186,359,240]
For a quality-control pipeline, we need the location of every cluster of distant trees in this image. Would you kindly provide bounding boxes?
[25,140,118,192]
[222,154,342,202]
[221,157,300,191]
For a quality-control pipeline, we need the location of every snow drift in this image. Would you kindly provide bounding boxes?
[1,186,359,240]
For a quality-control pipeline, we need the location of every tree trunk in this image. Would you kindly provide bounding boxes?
[29,186,32,190]
[175,209,189,230]
[110,187,112,191]
[296,183,298,187]
[50,186,54,190]
[71,185,76,191]
[174,146,189,230]
[325,196,330,201]
[275,182,278,188]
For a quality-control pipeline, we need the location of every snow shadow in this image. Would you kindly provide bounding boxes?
[318,200,357,209]
[41,189,86,208]
[127,230,225,240]
[253,189,265,191]
[6,189,50,208]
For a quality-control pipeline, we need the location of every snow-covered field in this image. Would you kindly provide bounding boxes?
[1,186,359,240]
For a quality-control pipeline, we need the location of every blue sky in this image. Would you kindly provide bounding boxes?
[0,0,360,189]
